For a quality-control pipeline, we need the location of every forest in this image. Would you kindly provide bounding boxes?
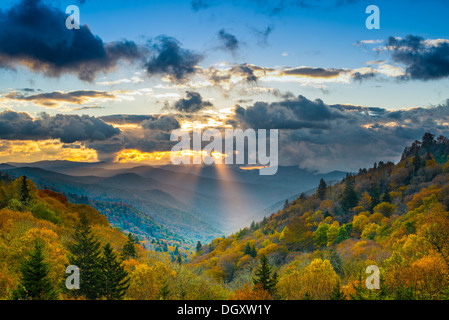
[1,132,449,300]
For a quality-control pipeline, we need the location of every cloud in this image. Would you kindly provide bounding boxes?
[253,25,273,47]
[217,29,240,54]
[170,91,213,113]
[100,114,157,125]
[4,90,116,107]
[0,0,143,82]
[190,0,363,14]
[141,115,181,131]
[234,94,346,129]
[231,94,449,172]
[144,36,203,82]
[386,35,449,80]
[0,110,120,143]
[281,67,345,78]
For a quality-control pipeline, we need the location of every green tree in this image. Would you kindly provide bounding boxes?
[340,176,358,212]
[121,233,138,260]
[313,223,329,248]
[413,148,422,174]
[330,281,346,300]
[13,240,58,300]
[252,254,278,295]
[68,215,103,300]
[244,242,257,258]
[158,280,171,300]
[316,178,327,200]
[369,184,381,213]
[101,243,130,300]
[19,175,31,206]
[196,241,202,253]
[381,191,391,203]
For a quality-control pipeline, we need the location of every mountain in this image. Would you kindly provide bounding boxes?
[0,177,228,300]
[189,133,449,299]
[0,162,346,242]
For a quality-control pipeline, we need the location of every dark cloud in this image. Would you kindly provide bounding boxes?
[351,71,377,82]
[386,35,449,81]
[171,91,213,113]
[217,29,240,54]
[5,90,116,107]
[0,0,142,82]
[230,64,258,83]
[141,115,181,131]
[231,94,449,172]
[234,95,346,129]
[0,110,120,143]
[144,36,203,82]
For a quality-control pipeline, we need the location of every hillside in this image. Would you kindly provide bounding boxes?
[0,163,346,242]
[189,132,449,300]
[0,176,228,300]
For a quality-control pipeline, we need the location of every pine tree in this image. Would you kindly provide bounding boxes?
[13,240,58,300]
[196,241,202,253]
[101,243,130,300]
[176,250,182,264]
[244,242,257,258]
[316,178,327,200]
[369,183,381,212]
[121,233,138,260]
[252,254,278,295]
[381,191,391,203]
[413,148,422,174]
[19,175,31,206]
[340,176,358,213]
[330,282,346,300]
[158,280,171,300]
[68,214,103,300]
[302,291,313,300]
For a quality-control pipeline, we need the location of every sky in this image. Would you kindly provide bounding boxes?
[0,0,449,172]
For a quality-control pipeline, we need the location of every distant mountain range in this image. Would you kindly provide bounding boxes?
[0,161,346,243]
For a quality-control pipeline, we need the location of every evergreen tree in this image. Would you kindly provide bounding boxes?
[121,233,138,260]
[369,184,381,212]
[19,175,31,206]
[158,280,171,300]
[302,291,313,300]
[68,214,103,300]
[422,132,435,148]
[340,176,358,213]
[330,282,346,300]
[413,148,422,174]
[196,241,202,253]
[283,199,289,209]
[13,240,58,300]
[252,254,278,295]
[244,242,257,258]
[381,191,391,203]
[316,178,327,200]
[328,249,344,277]
[101,243,130,300]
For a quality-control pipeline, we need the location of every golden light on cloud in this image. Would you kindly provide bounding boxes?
[362,121,400,129]
[0,140,98,163]
[115,149,227,164]
[180,118,230,131]
[239,166,269,170]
